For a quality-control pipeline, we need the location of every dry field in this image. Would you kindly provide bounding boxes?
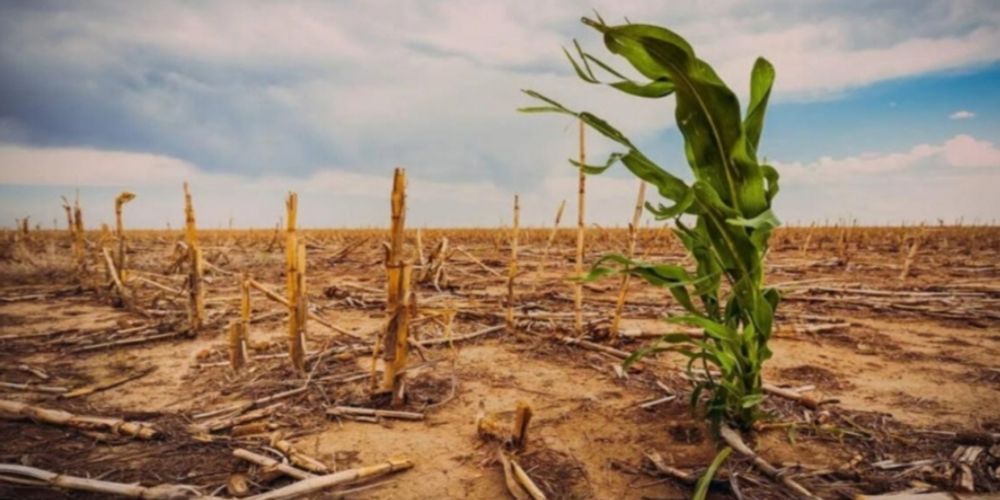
[1,222,999,499]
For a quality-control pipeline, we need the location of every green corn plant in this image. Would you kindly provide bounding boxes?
[520,15,781,430]
[693,447,732,500]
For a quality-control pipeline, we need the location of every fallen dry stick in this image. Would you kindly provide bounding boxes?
[61,366,157,399]
[193,385,308,421]
[327,406,424,421]
[455,246,503,277]
[0,290,72,303]
[0,381,68,394]
[0,464,211,499]
[761,383,821,410]
[130,275,183,296]
[415,324,504,347]
[638,395,677,410]
[645,451,697,485]
[69,329,182,354]
[198,403,283,434]
[247,278,358,338]
[720,424,819,499]
[560,336,634,360]
[0,399,159,440]
[685,373,825,410]
[245,457,413,500]
[233,448,316,481]
[18,364,51,380]
[497,450,530,500]
[271,433,330,473]
[100,246,130,305]
[509,455,547,500]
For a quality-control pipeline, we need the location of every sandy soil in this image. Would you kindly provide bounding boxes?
[0,226,998,499]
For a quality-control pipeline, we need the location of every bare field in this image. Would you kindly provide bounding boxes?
[1,226,998,499]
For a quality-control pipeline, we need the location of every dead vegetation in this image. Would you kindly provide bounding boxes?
[1,185,999,498]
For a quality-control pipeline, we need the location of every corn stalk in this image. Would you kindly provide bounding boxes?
[183,183,204,336]
[66,195,88,288]
[574,119,586,336]
[379,168,412,406]
[538,199,566,275]
[60,196,73,239]
[522,16,781,430]
[114,191,136,277]
[286,193,306,372]
[610,181,646,339]
[506,194,520,334]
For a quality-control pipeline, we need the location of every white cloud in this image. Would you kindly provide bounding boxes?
[0,144,645,228]
[2,2,1000,227]
[0,145,212,187]
[0,144,507,200]
[1,139,998,229]
[770,136,1000,225]
[949,110,975,120]
[775,134,1000,184]
[942,134,1000,168]
[774,170,1000,225]
[0,0,997,194]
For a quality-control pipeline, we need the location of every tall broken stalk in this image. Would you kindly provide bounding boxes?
[183,183,204,337]
[538,199,566,274]
[240,270,251,341]
[70,195,87,288]
[610,181,646,339]
[380,168,412,406]
[114,191,136,278]
[100,247,128,307]
[506,194,520,334]
[286,193,307,372]
[60,197,73,239]
[574,119,586,336]
[899,234,921,281]
[511,400,533,450]
[230,271,252,370]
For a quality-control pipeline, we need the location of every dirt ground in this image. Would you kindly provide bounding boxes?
[0,226,998,499]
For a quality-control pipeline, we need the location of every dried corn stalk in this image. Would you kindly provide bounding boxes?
[71,196,87,287]
[476,400,534,451]
[0,464,201,499]
[228,322,248,370]
[800,222,815,256]
[0,399,159,440]
[379,168,412,406]
[506,194,520,334]
[899,234,922,281]
[100,247,130,308]
[574,119,586,335]
[418,237,449,290]
[270,432,328,473]
[183,183,205,336]
[114,191,136,277]
[238,272,250,351]
[511,400,533,450]
[538,199,566,274]
[611,181,646,339]
[415,228,426,267]
[286,193,307,372]
[60,196,73,238]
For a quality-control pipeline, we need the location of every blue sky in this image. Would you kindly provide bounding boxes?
[1,0,998,228]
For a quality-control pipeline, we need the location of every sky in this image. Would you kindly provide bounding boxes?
[1,0,999,229]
